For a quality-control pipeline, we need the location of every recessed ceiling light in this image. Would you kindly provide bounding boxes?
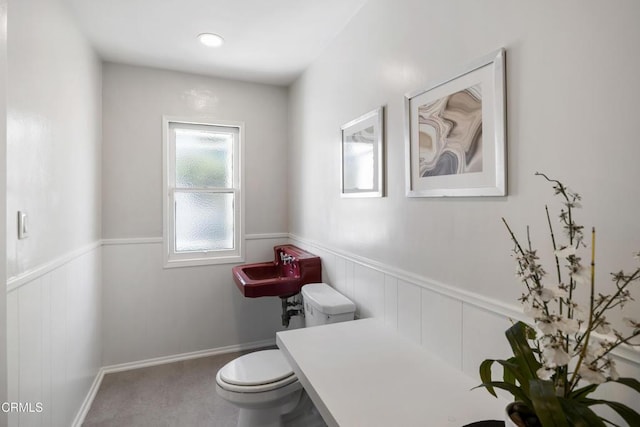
[198,33,224,48]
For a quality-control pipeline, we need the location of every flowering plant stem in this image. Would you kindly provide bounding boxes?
[477,173,640,426]
[567,228,596,393]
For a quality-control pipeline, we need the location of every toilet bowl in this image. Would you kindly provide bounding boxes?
[216,283,356,427]
[216,349,304,427]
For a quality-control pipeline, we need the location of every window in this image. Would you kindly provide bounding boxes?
[163,117,244,267]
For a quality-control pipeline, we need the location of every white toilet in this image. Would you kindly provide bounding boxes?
[216,283,356,427]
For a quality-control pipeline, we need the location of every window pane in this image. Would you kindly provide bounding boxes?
[175,128,233,188]
[175,192,234,252]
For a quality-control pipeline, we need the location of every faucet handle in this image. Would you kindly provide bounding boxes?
[280,253,294,264]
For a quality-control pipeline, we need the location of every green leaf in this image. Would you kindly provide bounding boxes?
[582,398,640,427]
[479,359,498,397]
[598,417,622,427]
[503,358,517,386]
[529,379,570,427]
[505,322,541,391]
[479,357,532,400]
[474,381,531,406]
[611,377,640,395]
[497,359,531,391]
[568,384,598,400]
[558,398,607,427]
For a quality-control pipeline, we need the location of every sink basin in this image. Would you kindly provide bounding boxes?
[232,245,321,298]
[241,264,286,281]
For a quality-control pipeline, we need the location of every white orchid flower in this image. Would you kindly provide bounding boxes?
[585,341,607,359]
[555,246,576,259]
[595,319,612,334]
[523,301,545,319]
[542,345,570,367]
[571,303,588,322]
[540,284,569,301]
[539,287,555,303]
[536,315,579,336]
[537,318,557,335]
[551,285,569,299]
[557,317,580,334]
[578,365,607,385]
[571,266,591,285]
[536,366,555,380]
[608,358,620,381]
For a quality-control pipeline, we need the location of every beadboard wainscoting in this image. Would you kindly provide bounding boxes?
[101,234,290,367]
[289,235,518,373]
[288,235,640,420]
[6,243,102,427]
[9,234,639,427]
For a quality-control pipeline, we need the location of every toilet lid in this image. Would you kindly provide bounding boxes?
[219,349,294,386]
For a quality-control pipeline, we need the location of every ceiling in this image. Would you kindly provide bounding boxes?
[62,0,369,86]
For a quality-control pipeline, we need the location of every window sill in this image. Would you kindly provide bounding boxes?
[163,254,245,269]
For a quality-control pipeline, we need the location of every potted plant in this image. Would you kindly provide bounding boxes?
[477,173,640,426]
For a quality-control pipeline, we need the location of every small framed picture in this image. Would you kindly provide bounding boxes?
[341,106,385,198]
[405,49,506,197]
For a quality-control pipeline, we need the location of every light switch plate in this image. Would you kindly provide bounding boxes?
[18,211,28,239]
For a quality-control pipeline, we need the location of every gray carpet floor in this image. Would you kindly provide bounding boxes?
[83,349,256,427]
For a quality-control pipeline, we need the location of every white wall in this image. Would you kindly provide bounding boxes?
[6,0,102,277]
[290,0,640,303]
[101,63,290,365]
[102,63,289,239]
[289,0,640,419]
[6,0,103,424]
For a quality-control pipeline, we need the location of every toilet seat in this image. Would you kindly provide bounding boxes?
[216,349,298,393]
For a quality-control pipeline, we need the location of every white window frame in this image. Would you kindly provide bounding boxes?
[162,116,245,268]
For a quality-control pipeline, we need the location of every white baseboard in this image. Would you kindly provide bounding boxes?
[71,338,276,427]
[101,338,276,374]
[72,366,105,427]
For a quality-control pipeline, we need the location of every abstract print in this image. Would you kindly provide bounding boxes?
[418,84,483,177]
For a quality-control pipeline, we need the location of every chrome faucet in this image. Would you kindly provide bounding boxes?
[280,253,294,265]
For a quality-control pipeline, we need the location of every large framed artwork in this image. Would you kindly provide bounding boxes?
[341,106,385,198]
[404,48,506,197]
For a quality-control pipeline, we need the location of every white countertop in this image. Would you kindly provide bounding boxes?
[276,318,508,427]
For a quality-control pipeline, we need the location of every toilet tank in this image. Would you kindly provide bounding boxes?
[301,283,356,327]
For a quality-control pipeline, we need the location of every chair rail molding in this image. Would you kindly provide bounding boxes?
[287,234,640,366]
[7,240,102,292]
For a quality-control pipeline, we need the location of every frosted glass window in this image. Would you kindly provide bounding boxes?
[175,129,233,188]
[175,192,234,252]
[164,118,243,267]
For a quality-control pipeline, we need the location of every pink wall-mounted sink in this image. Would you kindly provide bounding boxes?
[232,245,321,298]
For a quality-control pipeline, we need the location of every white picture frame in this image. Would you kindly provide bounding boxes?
[404,48,506,197]
[341,106,385,198]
